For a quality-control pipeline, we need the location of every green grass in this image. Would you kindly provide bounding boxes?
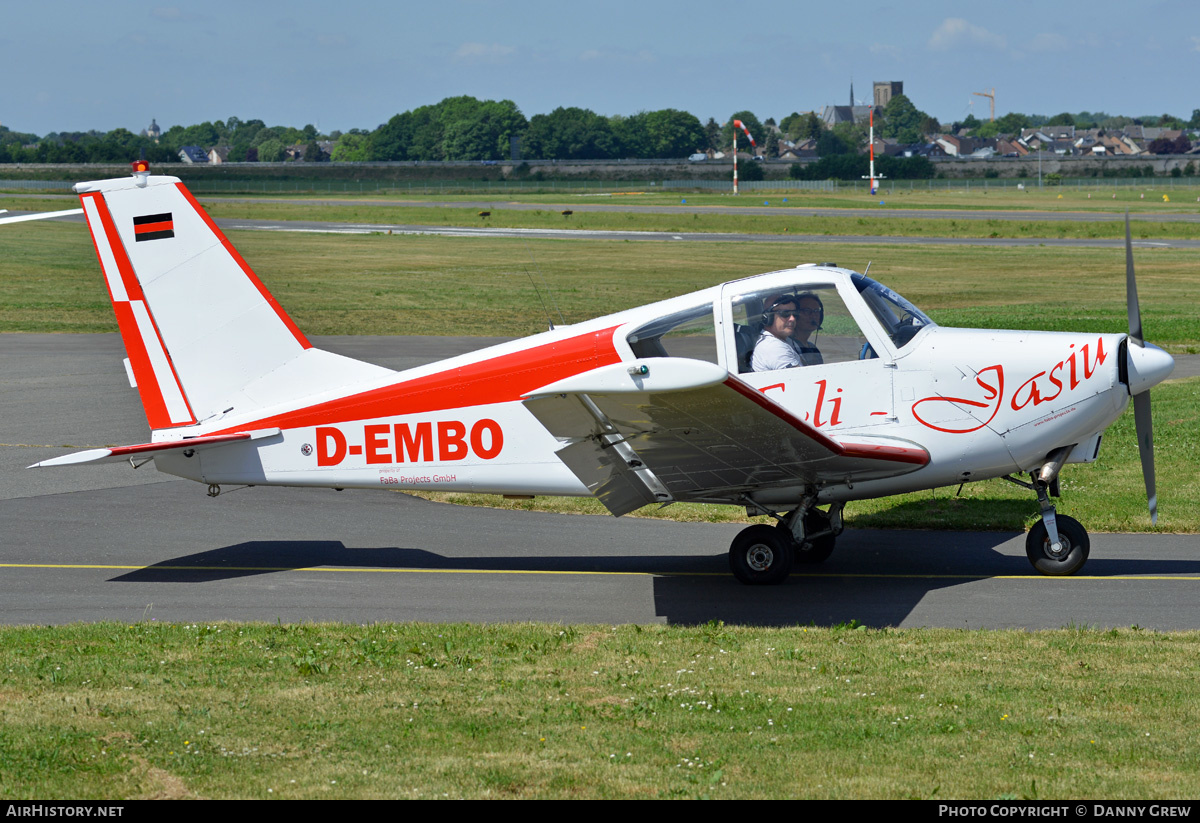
[203,183,1200,213]
[2,222,1196,348]
[5,621,1200,799]
[175,183,1200,212]
[193,199,1200,241]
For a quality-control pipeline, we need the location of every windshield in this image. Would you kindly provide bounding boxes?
[852,273,935,350]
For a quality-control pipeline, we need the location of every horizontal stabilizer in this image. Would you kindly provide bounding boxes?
[29,428,280,468]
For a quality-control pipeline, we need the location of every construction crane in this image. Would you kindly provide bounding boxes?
[973,88,996,122]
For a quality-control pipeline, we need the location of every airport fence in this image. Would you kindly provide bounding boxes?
[0,179,74,190]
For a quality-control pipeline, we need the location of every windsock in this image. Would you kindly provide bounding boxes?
[733,120,757,147]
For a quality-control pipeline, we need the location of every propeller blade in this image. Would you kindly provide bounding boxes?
[1133,391,1157,525]
[1126,214,1159,524]
[1126,212,1144,347]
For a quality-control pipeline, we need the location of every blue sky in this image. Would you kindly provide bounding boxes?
[4,1,1198,136]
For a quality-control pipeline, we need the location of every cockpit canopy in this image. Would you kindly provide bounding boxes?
[623,266,936,374]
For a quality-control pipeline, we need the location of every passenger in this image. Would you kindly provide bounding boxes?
[790,292,825,366]
[751,293,825,371]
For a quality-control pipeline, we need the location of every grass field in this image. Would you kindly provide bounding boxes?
[2,221,1197,347]
[6,622,1200,799]
[9,181,1200,213]
[196,201,1200,242]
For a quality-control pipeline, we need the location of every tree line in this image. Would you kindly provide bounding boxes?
[2,97,1197,166]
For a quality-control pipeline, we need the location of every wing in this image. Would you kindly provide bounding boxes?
[523,359,928,516]
[0,208,84,226]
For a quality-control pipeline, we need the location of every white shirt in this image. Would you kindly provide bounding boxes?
[751,331,823,371]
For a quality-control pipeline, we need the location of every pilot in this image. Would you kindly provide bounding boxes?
[751,294,824,371]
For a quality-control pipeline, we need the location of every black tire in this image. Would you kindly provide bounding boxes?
[729,525,794,585]
[778,511,836,564]
[1025,515,1090,576]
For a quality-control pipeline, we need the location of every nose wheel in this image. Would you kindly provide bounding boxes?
[1026,514,1090,576]
[1005,453,1091,576]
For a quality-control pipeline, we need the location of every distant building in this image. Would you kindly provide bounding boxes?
[873,81,903,109]
[821,80,879,127]
[208,146,230,164]
[821,105,874,127]
[141,118,161,142]
[178,145,208,164]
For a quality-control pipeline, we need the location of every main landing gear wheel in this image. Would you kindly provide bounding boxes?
[782,511,836,564]
[1025,515,1090,576]
[729,524,794,585]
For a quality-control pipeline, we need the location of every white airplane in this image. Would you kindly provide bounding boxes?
[20,163,1175,583]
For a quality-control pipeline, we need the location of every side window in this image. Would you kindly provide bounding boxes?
[732,285,869,373]
[626,302,719,364]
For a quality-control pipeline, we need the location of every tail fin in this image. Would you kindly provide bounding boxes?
[76,172,390,430]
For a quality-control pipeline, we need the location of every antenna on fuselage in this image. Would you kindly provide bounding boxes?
[521,239,565,331]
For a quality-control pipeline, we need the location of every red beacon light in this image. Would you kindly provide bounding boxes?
[130,159,151,187]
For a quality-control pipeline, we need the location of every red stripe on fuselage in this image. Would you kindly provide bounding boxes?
[213,327,624,435]
[175,183,311,350]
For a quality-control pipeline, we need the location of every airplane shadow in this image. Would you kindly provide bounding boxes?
[108,530,1200,628]
[107,541,727,582]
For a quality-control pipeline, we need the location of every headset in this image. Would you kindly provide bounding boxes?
[762,292,824,329]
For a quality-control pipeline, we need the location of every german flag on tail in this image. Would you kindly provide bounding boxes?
[133,212,174,241]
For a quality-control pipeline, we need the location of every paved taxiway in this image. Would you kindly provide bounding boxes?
[3,334,1198,628]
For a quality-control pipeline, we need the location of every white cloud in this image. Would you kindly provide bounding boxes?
[453,42,515,62]
[1191,35,1200,52]
[869,43,902,59]
[1028,32,1070,52]
[578,48,654,64]
[928,18,1006,51]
